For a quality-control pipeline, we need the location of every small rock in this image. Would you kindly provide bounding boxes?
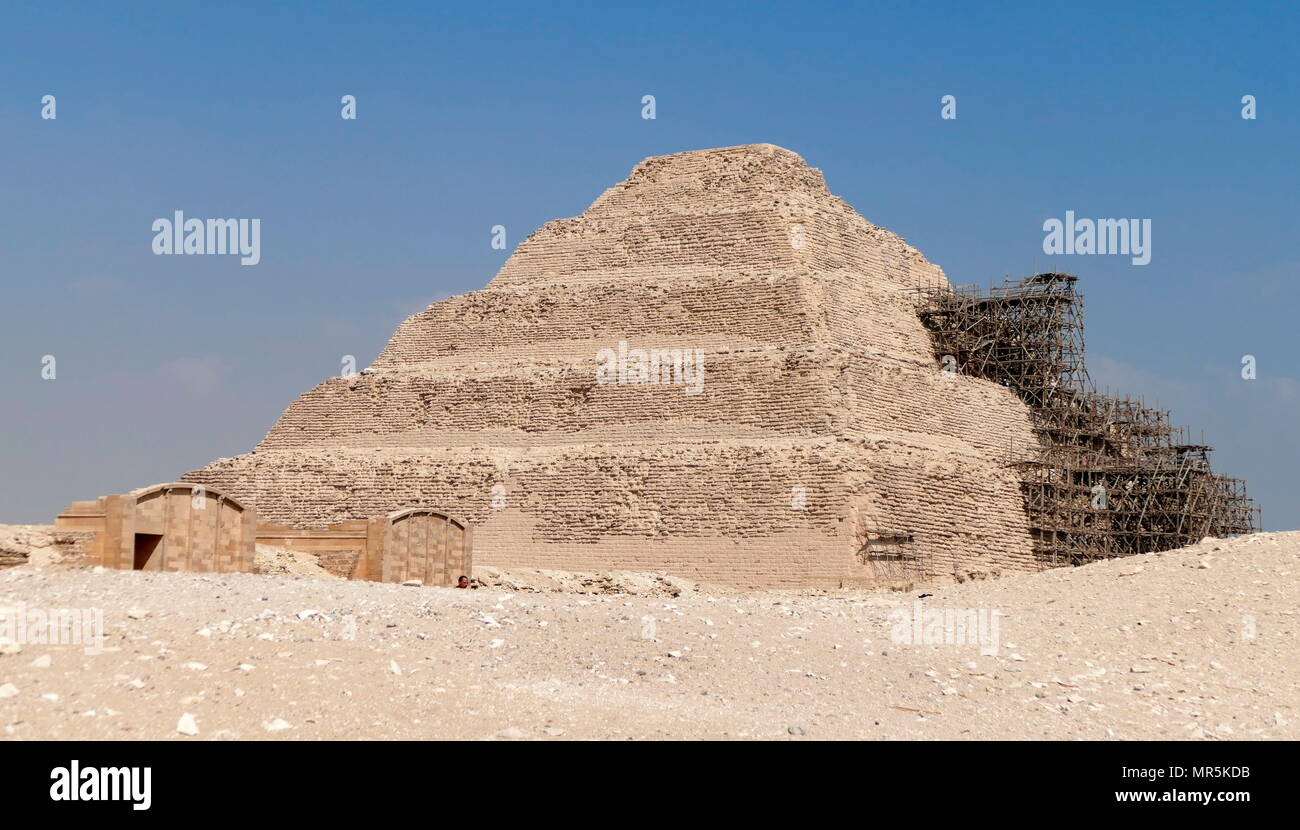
[176,713,199,736]
[30,655,52,668]
[496,727,526,739]
[127,607,149,620]
[263,718,293,732]
[788,726,806,736]
[0,683,19,699]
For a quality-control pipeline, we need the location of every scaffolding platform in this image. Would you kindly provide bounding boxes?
[914,274,1259,568]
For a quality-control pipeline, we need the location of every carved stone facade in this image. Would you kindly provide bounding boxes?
[57,483,257,573]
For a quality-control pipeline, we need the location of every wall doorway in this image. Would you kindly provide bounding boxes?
[133,533,163,570]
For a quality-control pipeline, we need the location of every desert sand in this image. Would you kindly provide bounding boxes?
[1,528,1295,740]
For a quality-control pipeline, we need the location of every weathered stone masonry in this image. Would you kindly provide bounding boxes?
[186,144,1040,588]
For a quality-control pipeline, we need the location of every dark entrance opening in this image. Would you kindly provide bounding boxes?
[133,533,163,570]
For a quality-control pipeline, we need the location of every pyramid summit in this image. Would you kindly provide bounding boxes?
[186,144,1042,587]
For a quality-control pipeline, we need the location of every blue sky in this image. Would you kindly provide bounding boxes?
[1,1,1296,529]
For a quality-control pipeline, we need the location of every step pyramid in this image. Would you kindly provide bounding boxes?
[186,144,1039,587]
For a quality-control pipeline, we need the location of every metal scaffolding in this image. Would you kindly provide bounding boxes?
[914,273,1258,568]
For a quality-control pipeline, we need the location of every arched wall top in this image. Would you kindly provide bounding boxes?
[128,482,246,510]
[385,507,468,530]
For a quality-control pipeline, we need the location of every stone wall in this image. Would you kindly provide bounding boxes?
[57,484,258,574]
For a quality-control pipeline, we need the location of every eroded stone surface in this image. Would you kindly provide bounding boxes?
[185,144,1038,587]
